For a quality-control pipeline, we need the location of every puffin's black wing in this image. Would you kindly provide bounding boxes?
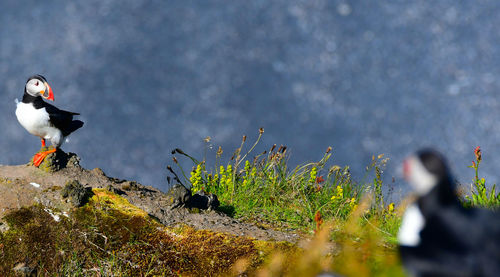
[43,101,84,137]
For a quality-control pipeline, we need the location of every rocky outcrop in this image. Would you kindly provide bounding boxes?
[0,150,298,243]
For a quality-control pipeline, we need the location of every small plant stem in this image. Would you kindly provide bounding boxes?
[238,131,264,167]
[175,149,200,164]
[299,187,314,225]
[474,161,479,184]
[362,215,394,237]
[174,162,190,185]
[232,136,248,201]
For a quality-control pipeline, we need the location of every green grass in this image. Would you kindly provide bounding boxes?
[462,146,500,208]
[172,130,398,234]
[168,130,500,276]
[168,129,406,276]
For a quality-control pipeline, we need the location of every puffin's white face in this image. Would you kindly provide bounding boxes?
[25,77,54,101]
[403,155,438,196]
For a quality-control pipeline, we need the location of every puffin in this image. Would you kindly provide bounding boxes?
[15,75,84,166]
[399,149,500,277]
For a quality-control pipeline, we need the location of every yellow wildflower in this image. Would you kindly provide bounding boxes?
[349,197,356,208]
[388,202,395,213]
[336,185,343,198]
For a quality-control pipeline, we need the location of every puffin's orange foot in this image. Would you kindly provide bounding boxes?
[33,148,56,167]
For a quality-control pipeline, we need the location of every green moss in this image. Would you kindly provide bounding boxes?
[0,205,68,275]
[119,225,296,276]
[189,207,201,213]
[0,189,299,276]
[254,239,297,257]
[0,187,160,275]
[3,206,37,229]
[90,188,149,218]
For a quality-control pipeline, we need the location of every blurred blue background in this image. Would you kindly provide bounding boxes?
[1,1,500,192]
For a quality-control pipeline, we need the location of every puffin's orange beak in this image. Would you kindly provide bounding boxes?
[403,158,410,180]
[42,82,54,101]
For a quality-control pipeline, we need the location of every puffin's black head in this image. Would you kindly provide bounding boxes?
[25,74,54,101]
[416,149,450,182]
[404,149,454,197]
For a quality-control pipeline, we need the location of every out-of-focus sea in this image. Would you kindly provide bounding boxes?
[2,1,500,193]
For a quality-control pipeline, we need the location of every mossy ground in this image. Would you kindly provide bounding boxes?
[0,189,299,276]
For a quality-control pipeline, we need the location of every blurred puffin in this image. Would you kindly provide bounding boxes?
[15,75,83,166]
[399,149,500,277]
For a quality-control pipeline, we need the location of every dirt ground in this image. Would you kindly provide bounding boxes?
[0,152,300,243]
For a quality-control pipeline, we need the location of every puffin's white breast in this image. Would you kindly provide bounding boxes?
[15,102,61,144]
[398,204,425,246]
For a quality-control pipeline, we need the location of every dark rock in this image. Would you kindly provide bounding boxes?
[121,181,140,191]
[187,191,220,211]
[61,180,94,207]
[106,184,124,195]
[166,184,191,208]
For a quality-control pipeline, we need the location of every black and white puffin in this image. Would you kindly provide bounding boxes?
[15,75,84,166]
[399,149,500,277]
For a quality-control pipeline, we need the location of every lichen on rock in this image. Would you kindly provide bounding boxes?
[61,180,93,207]
[32,147,80,172]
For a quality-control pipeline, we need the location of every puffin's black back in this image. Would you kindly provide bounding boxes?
[44,102,84,137]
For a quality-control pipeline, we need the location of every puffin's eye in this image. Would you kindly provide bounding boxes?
[35,81,39,86]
